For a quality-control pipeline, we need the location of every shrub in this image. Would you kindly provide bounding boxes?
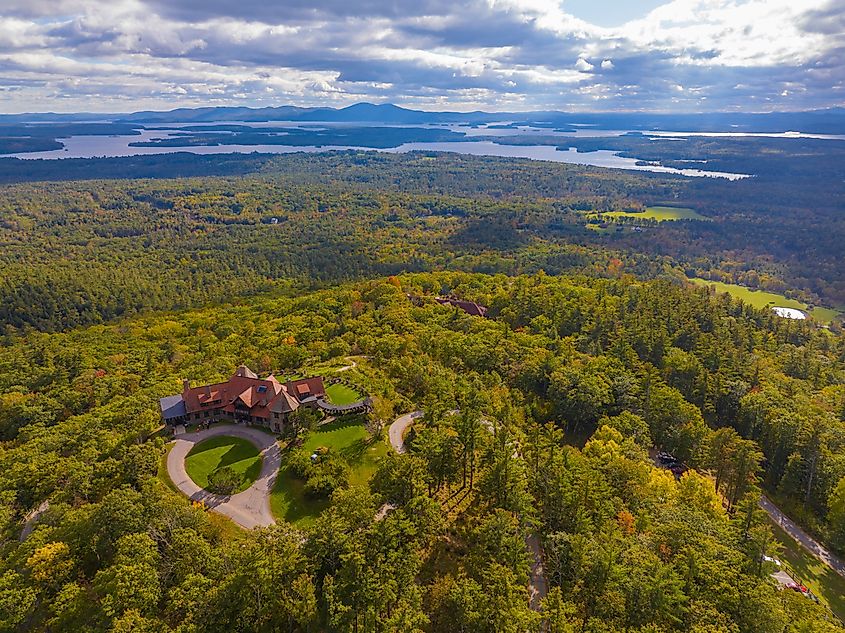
[303,456,350,499]
[287,450,313,479]
[207,467,243,495]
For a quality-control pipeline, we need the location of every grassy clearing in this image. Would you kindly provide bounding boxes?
[184,435,262,493]
[593,206,708,222]
[270,417,388,526]
[810,306,842,323]
[768,520,845,623]
[691,278,807,310]
[690,278,841,324]
[325,382,364,405]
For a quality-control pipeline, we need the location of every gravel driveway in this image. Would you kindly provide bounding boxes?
[167,425,281,529]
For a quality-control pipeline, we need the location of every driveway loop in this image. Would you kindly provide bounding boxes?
[167,425,281,529]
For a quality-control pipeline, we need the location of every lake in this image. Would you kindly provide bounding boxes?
[7,127,751,180]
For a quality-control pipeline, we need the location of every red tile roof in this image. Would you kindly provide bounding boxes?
[180,366,306,419]
[435,296,488,317]
[286,377,326,401]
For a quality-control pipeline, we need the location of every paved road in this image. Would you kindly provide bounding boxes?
[388,411,423,453]
[760,494,845,579]
[167,425,281,529]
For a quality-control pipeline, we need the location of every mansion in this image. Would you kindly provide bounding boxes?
[159,365,326,432]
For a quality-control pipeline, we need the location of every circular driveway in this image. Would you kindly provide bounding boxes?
[167,425,281,529]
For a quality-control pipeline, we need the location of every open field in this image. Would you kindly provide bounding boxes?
[270,417,388,526]
[184,435,263,493]
[809,306,844,324]
[325,382,364,405]
[768,520,845,624]
[593,206,708,222]
[689,278,841,324]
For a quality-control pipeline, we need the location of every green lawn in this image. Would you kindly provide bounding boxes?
[593,206,708,222]
[689,278,841,324]
[810,306,843,324]
[325,382,364,405]
[270,417,388,526]
[184,435,263,494]
[768,520,845,623]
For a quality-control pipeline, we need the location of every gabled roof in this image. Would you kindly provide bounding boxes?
[237,386,257,408]
[233,365,259,379]
[270,387,300,414]
[286,377,326,401]
[435,296,488,317]
[163,366,319,420]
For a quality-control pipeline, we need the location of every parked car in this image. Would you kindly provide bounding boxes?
[669,463,688,477]
[657,451,677,464]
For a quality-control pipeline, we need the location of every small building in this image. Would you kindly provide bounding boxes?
[159,365,325,433]
[435,295,488,318]
[287,376,327,404]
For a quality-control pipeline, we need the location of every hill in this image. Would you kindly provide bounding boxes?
[1,272,844,631]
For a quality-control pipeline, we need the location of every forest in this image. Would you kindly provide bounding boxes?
[1,272,844,631]
[0,148,843,334]
[1,144,844,631]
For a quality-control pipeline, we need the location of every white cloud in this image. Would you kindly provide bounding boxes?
[0,0,839,112]
[575,57,594,72]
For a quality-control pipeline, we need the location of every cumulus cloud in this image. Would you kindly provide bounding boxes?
[575,57,594,72]
[0,0,840,112]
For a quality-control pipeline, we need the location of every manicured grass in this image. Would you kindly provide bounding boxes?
[325,382,364,405]
[593,206,708,222]
[184,435,262,494]
[270,417,388,526]
[768,520,845,623]
[690,278,842,325]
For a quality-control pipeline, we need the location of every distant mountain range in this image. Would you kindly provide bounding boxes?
[1,102,844,133]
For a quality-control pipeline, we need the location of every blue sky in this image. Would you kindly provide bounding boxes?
[563,0,669,27]
[0,0,842,113]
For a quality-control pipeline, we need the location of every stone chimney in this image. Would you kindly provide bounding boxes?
[182,379,190,392]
